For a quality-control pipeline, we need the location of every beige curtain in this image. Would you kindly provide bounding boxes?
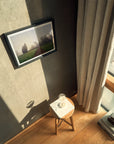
[76,0,114,113]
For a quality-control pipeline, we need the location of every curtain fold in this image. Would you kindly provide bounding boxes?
[76,0,114,113]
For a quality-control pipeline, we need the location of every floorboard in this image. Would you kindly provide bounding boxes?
[6,98,114,144]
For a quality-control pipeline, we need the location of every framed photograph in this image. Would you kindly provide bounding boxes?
[4,19,56,67]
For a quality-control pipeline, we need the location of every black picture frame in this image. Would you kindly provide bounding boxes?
[4,19,56,67]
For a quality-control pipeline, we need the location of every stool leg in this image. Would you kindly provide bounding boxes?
[70,116,75,131]
[55,118,58,135]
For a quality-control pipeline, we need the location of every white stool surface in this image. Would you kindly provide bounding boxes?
[50,97,75,119]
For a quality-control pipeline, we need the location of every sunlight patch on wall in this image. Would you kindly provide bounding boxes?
[0,59,49,123]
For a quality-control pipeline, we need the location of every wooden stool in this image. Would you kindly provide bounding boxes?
[50,97,75,134]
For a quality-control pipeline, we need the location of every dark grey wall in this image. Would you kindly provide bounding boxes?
[26,0,77,102]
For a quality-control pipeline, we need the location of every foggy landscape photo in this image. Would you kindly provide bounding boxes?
[7,21,55,66]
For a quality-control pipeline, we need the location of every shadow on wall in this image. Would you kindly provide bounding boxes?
[20,100,49,129]
[25,0,77,103]
[0,96,22,144]
[0,96,49,144]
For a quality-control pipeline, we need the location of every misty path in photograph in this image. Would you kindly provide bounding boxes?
[18,34,54,63]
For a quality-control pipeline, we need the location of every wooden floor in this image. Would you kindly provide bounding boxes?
[6,98,114,144]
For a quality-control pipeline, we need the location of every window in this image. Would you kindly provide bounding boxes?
[105,35,114,92]
[108,47,114,76]
[102,35,114,111]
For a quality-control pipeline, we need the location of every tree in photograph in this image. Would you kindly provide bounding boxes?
[22,43,28,54]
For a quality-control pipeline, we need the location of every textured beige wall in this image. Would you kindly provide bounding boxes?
[0,1,77,142]
[0,0,49,123]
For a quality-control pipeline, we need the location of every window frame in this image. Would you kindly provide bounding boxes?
[105,73,114,92]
